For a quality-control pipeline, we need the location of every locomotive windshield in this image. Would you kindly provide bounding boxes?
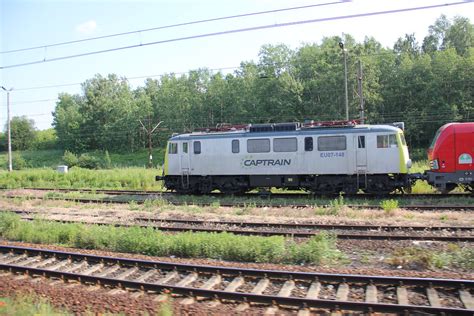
[429,128,442,149]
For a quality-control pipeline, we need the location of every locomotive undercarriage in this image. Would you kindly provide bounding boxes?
[425,170,474,193]
[162,173,412,195]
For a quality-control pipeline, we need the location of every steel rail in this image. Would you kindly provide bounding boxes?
[1,263,472,315]
[15,215,474,242]
[11,208,473,231]
[0,245,472,315]
[1,245,473,286]
[136,217,474,231]
[14,187,474,198]
[2,194,474,211]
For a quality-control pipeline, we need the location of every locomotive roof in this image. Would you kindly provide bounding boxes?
[169,124,402,141]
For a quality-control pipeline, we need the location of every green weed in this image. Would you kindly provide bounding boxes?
[0,212,342,265]
[380,199,398,216]
[210,200,221,209]
[157,300,173,316]
[235,202,255,215]
[0,167,163,191]
[315,194,345,216]
[143,199,154,211]
[0,295,71,316]
[128,200,139,211]
[386,245,474,270]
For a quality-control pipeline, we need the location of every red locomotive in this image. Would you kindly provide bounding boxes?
[426,122,474,193]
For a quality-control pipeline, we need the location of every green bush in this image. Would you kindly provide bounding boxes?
[33,128,58,150]
[103,150,112,169]
[62,150,78,167]
[12,153,28,170]
[77,153,101,169]
[0,213,343,265]
[0,212,20,234]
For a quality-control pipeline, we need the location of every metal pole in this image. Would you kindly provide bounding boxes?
[357,60,365,124]
[139,119,163,169]
[343,49,349,121]
[1,86,13,172]
[339,41,349,121]
[7,91,12,172]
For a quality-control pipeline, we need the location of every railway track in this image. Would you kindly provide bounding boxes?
[0,245,472,315]
[16,187,474,199]
[8,209,474,242]
[3,193,474,211]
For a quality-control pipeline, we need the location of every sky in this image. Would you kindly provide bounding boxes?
[0,0,473,130]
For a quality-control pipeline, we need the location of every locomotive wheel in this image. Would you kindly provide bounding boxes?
[313,183,337,195]
[402,185,412,194]
[342,183,358,195]
[220,181,241,195]
[198,177,213,195]
[364,183,393,195]
[440,183,457,194]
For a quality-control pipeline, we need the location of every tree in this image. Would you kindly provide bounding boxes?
[422,15,451,54]
[33,128,58,149]
[394,33,420,56]
[423,15,474,56]
[50,15,473,153]
[445,16,474,56]
[8,116,36,150]
[53,93,84,151]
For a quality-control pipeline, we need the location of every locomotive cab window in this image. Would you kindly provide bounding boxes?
[169,142,178,154]
[247,139,270,153]
[194,141,201,154]
[304,137,313,151]
[274,137,297,152]
[377,134,397,148]
[232,140,240,153]
[358,136,365,149]
[183,142,188,153]
[318,136,346,151]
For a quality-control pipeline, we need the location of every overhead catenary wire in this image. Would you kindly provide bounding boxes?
[0,1,470,69]
[0,1,345,55]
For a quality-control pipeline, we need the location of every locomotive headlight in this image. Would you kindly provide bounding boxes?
[406,159,412,169]
[430,159,439,170]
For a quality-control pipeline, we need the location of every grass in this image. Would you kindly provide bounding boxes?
[0,295,71,316]
[386,244,474,270]
[0,148,166,169]
[0,293,171,316]
[0,167,164,190]
[0,212,343,265]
